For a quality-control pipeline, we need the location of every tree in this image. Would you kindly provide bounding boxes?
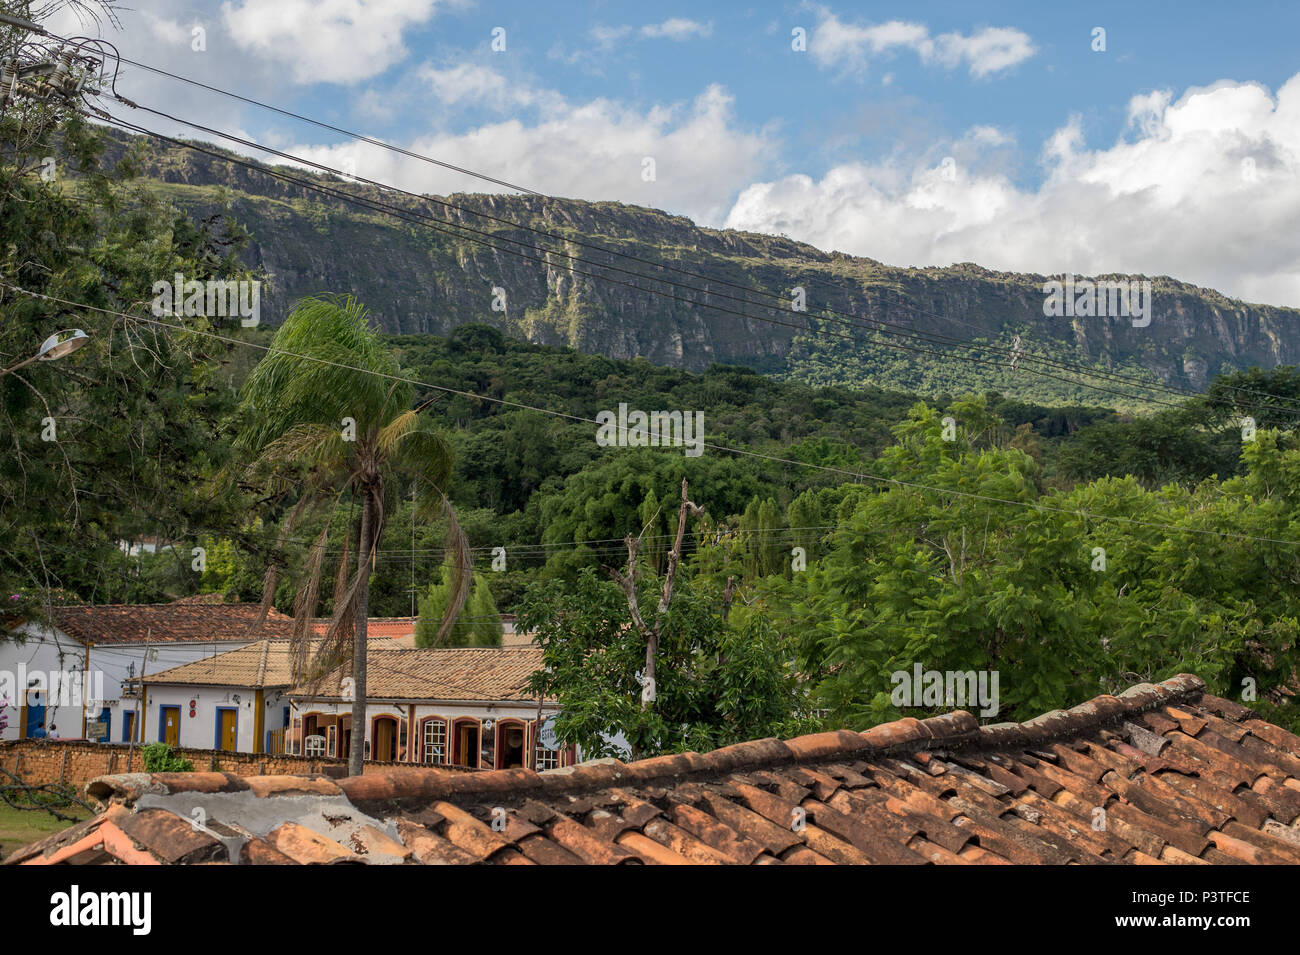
[235,295,470,775]
[522,478,814,758]
[1,13,258,625]
[519,568,813,759]
[415,562,503,647]
[755,399,1300,731]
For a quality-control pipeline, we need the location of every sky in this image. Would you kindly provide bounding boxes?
[47,0,1300,308]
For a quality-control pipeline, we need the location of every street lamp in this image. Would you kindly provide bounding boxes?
[1,328,89,375]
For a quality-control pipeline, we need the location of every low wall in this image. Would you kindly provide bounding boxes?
[0,739,471,789]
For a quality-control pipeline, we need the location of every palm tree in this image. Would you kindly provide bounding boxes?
[235,295,470,775]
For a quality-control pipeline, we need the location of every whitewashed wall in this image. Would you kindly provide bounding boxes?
[140,684,292,753]
[0,622,258,742]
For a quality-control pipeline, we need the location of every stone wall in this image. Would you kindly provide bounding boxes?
[0,739,471,789]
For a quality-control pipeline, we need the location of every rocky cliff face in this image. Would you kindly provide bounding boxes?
[112,131,1300,397]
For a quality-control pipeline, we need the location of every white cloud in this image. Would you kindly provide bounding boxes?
[418,62,564,112]
[137,12,198,46]
[810,11,1035,78]
[288,84,770,226]
[929,26,1036,78]
[640,18,713,41]
[723,76,1300,307]
[220,0,444,84]
[590,24,634,50]
[588,18,712,52]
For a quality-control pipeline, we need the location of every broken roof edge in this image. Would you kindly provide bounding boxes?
[82,673,1219,812]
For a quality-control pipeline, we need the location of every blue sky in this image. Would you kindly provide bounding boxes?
[53,0,1300,306]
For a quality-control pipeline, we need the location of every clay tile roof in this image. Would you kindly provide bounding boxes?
[10,673,1300,866]
[291,646,547,702]
[51,599,294,645]
[142,637,437,689]
[143,639,300,688]
[312,617,417,640]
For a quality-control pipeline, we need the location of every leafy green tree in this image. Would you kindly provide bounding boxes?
[760,400,1300,732]
[0,45,256,623]
[520,567,814,759]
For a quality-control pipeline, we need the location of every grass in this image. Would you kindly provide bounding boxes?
[0,799,95,861]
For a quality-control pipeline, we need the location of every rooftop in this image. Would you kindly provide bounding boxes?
[294,646,546,702]
[140,640,548,703]
[49,599,294,646]
[311,617,417,641]
[139,638,391,689]
[9,673,1300,865]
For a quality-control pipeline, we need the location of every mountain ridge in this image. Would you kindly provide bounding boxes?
[101,129,1299,406]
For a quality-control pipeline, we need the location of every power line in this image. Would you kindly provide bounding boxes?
[8,280,1299,547]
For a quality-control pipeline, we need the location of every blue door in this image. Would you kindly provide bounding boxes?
[25,699,45,738]
[94,707,111,742]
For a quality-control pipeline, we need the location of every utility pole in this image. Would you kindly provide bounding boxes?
[410,482,416,619]
[79,639,91,739]
[127,628,150,771]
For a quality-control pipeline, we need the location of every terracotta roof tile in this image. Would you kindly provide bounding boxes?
[267,821,360,864]
[14,671,1300,866]
[53,600,293,646]
[297,646,547,702]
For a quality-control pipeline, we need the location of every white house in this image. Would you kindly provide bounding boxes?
[135,638,572,769]
[285,645,570,770]
[137,639,303,753]
[0,596,293,743]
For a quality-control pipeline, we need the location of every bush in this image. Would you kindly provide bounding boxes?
[141,742,194,773]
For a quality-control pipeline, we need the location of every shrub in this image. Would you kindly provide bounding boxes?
[141,742,194,773]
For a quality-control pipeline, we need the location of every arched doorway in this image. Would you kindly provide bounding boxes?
[451,718,480,768]
[496,720,526,769]
[372,715,398,762]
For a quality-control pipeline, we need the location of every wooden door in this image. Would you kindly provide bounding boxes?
[373,718,395,762]
[455,721,479,768]
[218,709,237,751]
[161,706,180,746]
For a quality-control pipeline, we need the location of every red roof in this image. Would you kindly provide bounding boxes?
[311,617,416,641]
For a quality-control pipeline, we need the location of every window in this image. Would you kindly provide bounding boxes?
[534,734,560,771]
[423,719,447,765]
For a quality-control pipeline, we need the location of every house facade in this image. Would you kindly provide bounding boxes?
[136,639,572,768]
[286,646,571,770]
[0,596,293,743]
